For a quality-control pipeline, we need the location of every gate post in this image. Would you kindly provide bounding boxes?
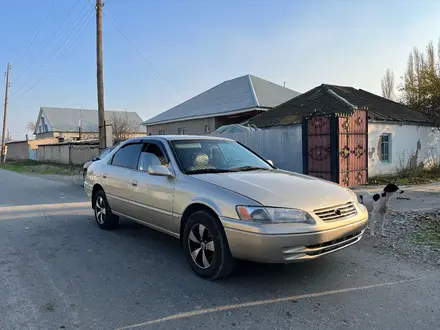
[330,114,339,184]
[301,119,308,175]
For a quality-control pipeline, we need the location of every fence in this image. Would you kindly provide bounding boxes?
[37,142,100,165]
[214,125,303,173]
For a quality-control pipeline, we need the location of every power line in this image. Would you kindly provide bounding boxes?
[102,10,185,101]
[11,2,95,97]
[15,1,56,66]
[11,10,95,101]
[11,0,83,85]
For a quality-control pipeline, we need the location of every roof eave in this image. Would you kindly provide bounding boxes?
[142,107,267,126]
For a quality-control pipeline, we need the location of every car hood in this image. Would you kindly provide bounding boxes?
[191,170,356,212]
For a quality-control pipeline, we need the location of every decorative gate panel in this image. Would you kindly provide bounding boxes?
[303,109,368,187]
[302,114,333,181]
[337,109,368,187]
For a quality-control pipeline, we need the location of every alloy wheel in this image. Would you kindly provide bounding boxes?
[188,223,215,269]
[95,196,106,224]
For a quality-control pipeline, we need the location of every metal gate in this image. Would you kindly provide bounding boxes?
[337,109,368,187]
[302,109,368,187]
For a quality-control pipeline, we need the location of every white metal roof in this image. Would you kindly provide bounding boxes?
[143,74,300,126]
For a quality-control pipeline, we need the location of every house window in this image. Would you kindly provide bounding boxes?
[380,134,391,162]
[178,127,187,135]
[205,125,210,133]
[158,129,165,135]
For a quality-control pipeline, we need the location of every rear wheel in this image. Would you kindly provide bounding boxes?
[93,190,119,229]
[183,210,235,279]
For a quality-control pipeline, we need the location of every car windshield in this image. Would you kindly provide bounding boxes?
[171,139,273,174]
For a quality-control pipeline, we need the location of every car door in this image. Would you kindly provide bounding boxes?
[103,142,143,216]
[129,141,177,233]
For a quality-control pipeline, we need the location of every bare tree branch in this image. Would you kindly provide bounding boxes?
[27,121,36,133]
[381,68,395,100]
[108,112,139,141]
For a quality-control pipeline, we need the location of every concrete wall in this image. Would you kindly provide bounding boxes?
[214,125,303,173]
[368,123,440,176]
[5,141,30,160]
[37,143,100,165]
[146,117,216,135]
[6,138,59,161]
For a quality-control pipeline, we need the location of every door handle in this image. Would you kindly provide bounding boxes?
[131,180,138,187]
[102,173,107,179]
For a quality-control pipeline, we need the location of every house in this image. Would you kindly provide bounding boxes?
[246,84,439,176]
[142,74,300,135]
[34,107,146,141]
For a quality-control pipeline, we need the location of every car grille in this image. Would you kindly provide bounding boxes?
[314,202,357,221]
[305,231,363,256]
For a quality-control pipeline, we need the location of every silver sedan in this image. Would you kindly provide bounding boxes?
[84,135,368,279]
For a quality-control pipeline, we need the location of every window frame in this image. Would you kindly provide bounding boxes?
[158,129,165,135]
[109,142,143,170]
[136,141,171,172]
[177,127,187,135]
[379,133,391,163]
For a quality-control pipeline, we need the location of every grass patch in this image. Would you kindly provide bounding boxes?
[0,160,82,176]
[411,216,440,249]
[369,168,440,186]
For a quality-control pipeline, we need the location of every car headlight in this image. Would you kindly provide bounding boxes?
[236,206,315,224]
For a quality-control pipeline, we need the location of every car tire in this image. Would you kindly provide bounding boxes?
[93,190,119,230]
[183,210,235,279]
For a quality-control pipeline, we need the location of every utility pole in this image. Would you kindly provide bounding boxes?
[1,63,11,163]
[96,0,106,150]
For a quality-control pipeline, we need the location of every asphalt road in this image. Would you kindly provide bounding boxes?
[0,169,439,330]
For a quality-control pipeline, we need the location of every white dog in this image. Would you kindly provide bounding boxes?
[356,183,404,236]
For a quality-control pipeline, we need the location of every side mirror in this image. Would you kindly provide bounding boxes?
[148,165,174,177]
[267,159,274,166]
[92,157,99,162]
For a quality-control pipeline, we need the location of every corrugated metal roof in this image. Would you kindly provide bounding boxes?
[142,74,300,125]
[36,107,145,133]
[247,84,434,128]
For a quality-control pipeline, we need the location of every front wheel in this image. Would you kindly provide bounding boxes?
[183,210,235,279]
[93,190,119,229]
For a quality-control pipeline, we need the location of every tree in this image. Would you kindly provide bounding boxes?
[109,112,140,141]
[381,68,395,100]
[399,39,440,127]
[27,121,36,133]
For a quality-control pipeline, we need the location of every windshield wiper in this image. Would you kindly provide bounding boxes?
[186,168,235,174]
[229,166,271,172]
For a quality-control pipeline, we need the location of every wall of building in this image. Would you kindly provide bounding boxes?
[5,137,60,161]
[5,141,30,160]
[37,143,100,165]
[146,117,216,135]
[214,125,303,173]
[368,123,440,176]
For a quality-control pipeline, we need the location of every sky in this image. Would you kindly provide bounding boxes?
[1,0,440,140]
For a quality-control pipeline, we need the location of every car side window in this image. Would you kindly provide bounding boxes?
[110,143,142,169]
[138,142,169,172]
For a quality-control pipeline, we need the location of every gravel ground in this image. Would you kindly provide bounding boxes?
[30,173,84,186]
[354,183,440,268]
[363,210,440,267]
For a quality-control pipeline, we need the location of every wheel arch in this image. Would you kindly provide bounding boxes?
[179,201,222,246]
[91,184,104,208]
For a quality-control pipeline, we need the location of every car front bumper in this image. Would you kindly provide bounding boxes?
[221,216,368,263]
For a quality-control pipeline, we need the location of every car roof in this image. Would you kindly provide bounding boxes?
[122,135,234,144]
